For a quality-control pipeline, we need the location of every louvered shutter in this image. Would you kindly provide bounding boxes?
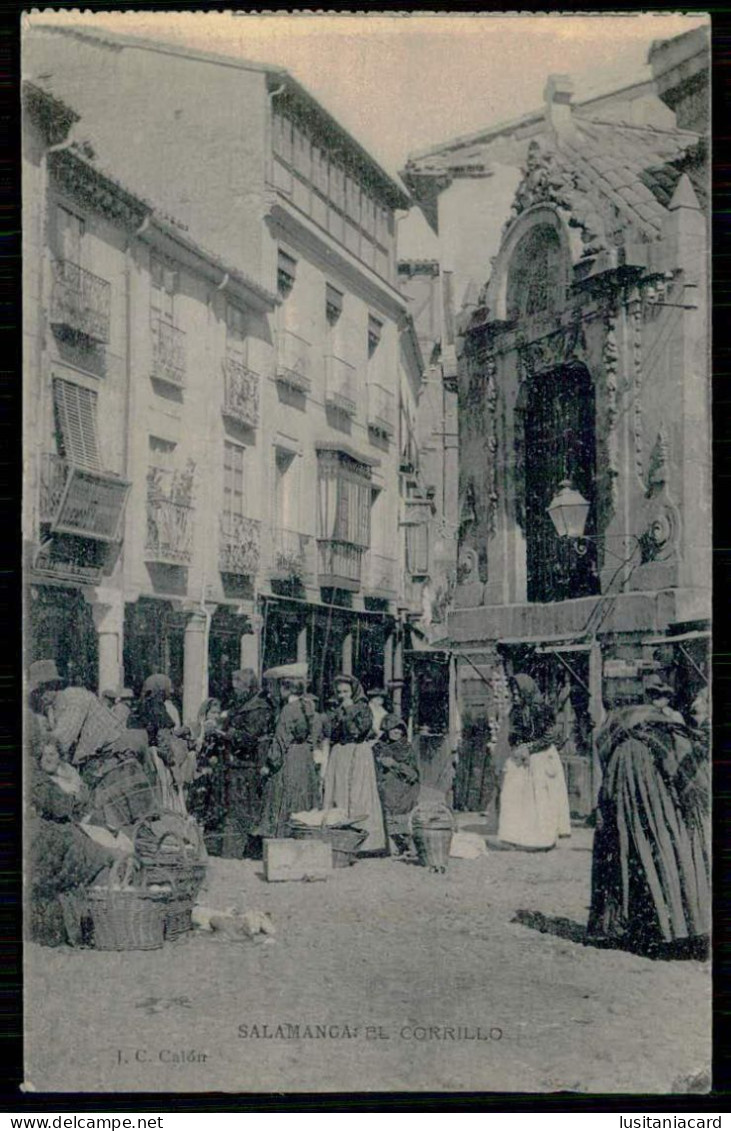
[53,378,102,471]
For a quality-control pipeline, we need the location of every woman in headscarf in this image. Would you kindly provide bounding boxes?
[130,674,193,816]
[373,714,420,856]
[588,676,710,956]
[220,670,274,858]
[496,673,571,851]
[259,675,320,838]
[322,675,387,854]
[186,698,227,847]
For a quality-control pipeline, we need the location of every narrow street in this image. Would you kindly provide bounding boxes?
[24,825,710,1095]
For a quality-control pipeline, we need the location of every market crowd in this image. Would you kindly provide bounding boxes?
[25,654,710,960]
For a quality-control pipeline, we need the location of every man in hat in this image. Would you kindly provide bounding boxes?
[28,660,124,767]
[219,669,274,858]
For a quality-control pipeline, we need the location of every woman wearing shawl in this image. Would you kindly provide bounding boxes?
[259,675,320,838]
[186,697,228,846]
[373,714,420,856]
[323,675,387,853]
[587,675,710,955]
[130,674,193,816]
[220,670,274,857]
[496,673,571,851]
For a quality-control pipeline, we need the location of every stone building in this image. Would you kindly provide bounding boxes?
[23,22,442,720]
[401,25,710,814]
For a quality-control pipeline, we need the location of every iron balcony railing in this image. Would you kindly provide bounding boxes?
[317,539,364,589]
[367,551,398,596]
[39,453,129,542]
[276,330,312,393]
[366,383,396,437]
[271,527,315,581]
[151,319,186,387]
[222,356,260,428]
[145,496,194,565]
[50,259,111,344]
[324,354,358,417]
[219,514,261,576]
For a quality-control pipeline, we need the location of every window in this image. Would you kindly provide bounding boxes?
[272,112,293,163]
[53,378,102,471]
[345,176,361,224]
[375,205,391,247]
[223,441,246,521]
[506,224,564,321]
[274,447,297,531]
[150,256,175,325]
[361,192,376,238]
[312,146,329,195]
[226,302,247,358]
[325,283,343,326]
[57,205,85,265]
[330,163,345,210]
[277,249,297,298]
[405,522,429,577]
[149,435,176,470]
[293,125,311,178]
[317,450,371,549]
[367,315,383,358]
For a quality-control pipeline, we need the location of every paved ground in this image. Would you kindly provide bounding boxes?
[24,823,711,1095]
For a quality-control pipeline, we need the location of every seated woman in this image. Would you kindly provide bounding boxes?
[323,675,386,854]
[27,740,123,946]
[496,674,571,852]
[373,714,420,856]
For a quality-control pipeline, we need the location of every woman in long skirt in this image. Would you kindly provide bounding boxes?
[588,676,710,955]
[497,674,571,851]
[259,676,320,838]
[323,675,386,853]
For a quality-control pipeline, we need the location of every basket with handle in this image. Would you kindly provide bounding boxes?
[411,803,454,873]
[134,818,207,900]
[85,858,167,951]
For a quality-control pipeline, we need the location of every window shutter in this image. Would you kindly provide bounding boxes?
[326,283,343,324]
[53,378,102,471]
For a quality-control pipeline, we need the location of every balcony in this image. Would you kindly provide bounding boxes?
[222,356,260,428]
[366,383,396,438]
[367,552,398,597]
[276,330,312,393]
[271,527,315,582]
[145,497,194,565]
[39,454,129,542]
[151,319,186,387]
[50,259,111,344]
[324,355,358,417]
[219,514,261,577]
[317,539,364,590]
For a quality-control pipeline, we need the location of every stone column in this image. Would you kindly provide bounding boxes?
[341,630,353,677]
[297,624,308,664]
[240,612,263,675]
[88,588,124,695]
[183,608,209,726]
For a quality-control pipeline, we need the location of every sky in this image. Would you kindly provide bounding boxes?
[24,11,709,257]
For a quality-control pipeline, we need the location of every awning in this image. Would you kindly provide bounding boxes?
[644,630,710,645]
[498,633,591,651]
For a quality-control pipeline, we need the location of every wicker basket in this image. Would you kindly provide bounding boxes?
[290,824,367,867]
[86,887,166,950]
[142,861,207,900]
[411,804,454,873]
[163,900,193,942]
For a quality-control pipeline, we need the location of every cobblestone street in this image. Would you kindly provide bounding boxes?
[24,825,711,1095]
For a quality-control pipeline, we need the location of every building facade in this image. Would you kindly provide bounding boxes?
[23,23,443,722]
[402,26,710,814]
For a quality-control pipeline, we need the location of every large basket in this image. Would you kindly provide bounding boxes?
[141,861,207,900]
[163,900,193,942]
[86,887,166,950]
[90,756,157,831]
[290,824,367,867]
[412,804,454,873]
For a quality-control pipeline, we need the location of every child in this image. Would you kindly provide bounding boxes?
[373,714,420,856]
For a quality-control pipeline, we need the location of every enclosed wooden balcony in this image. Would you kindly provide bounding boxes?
[324,355,358,417]
[276,330,312,393]
[50,259,111,344]
[219,514,261,577]
[317,539,364,590]
[39,453,129,542]
[222,356,260,428]
[151,319,186,387]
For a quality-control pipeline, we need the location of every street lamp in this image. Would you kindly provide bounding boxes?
[547,480,591,545]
